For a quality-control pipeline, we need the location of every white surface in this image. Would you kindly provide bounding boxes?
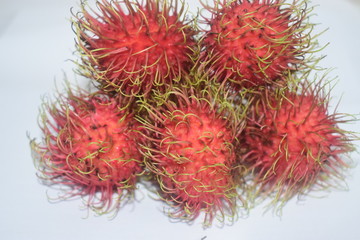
[1,0,359,239]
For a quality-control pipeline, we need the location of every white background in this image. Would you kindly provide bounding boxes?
[1,0,359,239]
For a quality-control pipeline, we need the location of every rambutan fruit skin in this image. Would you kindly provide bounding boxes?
[201,0,312,88]
[74,0,197,97]
[137,85,245,225]
[31,87,143,214]
[242,83,355,204]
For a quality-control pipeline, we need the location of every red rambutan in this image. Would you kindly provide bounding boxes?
[74,0,197,96]
[242,80,356,207]
[201,0,314,88]
[31,85,143,214]
[137,84,245,225]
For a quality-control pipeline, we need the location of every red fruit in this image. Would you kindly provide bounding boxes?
[243,83,355,204]
[138,86,242,225]
[31,87,142,214]
[75,0,197,96]
[202,0,311,88]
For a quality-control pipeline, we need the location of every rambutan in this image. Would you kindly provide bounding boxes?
[30,85,143,214]
[242,80,356,207]
[201,0,314,88]
[74,0,197,97]
[137,84,246,225]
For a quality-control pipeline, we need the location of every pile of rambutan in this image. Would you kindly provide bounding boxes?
[30,0,358,227]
